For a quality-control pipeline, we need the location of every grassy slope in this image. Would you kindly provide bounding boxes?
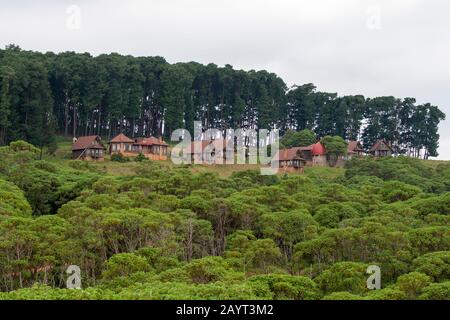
[44,137,445,178]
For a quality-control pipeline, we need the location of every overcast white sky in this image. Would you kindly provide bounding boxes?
[1,0,449,159]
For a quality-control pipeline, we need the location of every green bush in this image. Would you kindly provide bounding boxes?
[111,153,130,162]
[134,153,148,162]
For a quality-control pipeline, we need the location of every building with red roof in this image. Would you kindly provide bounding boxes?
[184,139,234,164]
[108,133,169,160]
[292,142,328,167]
[132,136,169,160]
[347,141,365,159]
[274,147,307,172]
[109,133,134,154]
[370,139,393,157]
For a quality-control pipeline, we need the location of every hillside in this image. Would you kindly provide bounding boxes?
[0,140,448,300]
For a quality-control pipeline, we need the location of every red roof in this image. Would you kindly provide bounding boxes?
[347,141,364,154]
[291,142,326,156]
[134,136,168,146]
[311,142,326,156]
[370,139,392,152]
[72,136,104,151]
[110,133,134,143]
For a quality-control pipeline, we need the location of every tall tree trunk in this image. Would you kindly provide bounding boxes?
[84,111,89,136]
[97,106,102,136]
[64,92,69,136]
[72,104,77,137]
[108,114,111,139]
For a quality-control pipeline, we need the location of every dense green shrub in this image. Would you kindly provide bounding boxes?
[0,143,448,300]
[111,153,130,163]
[134,153,147,162]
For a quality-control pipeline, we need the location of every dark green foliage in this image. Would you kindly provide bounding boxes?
[249,274,320,300]
[280,129,316,148]
[412,251,450,282]
[396,272,432,299]
[345,156,448,193]
[321,136,348,157]
[0,179,32,217]
[0,142,448,300]
[314,262,369,295]
[419,281,450,300]
[134,153,147,162]
[0,46,444,161]
[101,253,151,280]
[111,153,130,163]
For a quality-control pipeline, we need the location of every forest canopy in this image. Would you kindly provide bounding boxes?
[0,45,445,158]
[0,140,448,300]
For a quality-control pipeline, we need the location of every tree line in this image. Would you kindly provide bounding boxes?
[0,45,446,158]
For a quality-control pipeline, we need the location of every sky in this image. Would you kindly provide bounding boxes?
[0,0,449,159]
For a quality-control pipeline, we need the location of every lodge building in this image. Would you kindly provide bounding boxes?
[109,133,169,160]
[369,139,393,157]
[347,141,365,159]
[276,148,307,173]
[184,139,234,164]
[72,133,393,169]
[276,140,389,172]
[71,135,105,161]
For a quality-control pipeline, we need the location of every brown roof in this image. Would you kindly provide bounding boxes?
[370,139,392,152]
[275,147,306,161]
[347,141,364,154]
[134,136,168,146]
[110,133,134,143]
[72,136,104,151]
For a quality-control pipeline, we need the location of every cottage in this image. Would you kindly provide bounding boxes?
[109,133,134,155]
[370,139,393,157]
[347,141,365,159]
[185,139,234,164]
[275,148,307,173]
[132,137,169,160]
[296,142,328,167]
[109,134,169,160]
[72,135,105,161]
